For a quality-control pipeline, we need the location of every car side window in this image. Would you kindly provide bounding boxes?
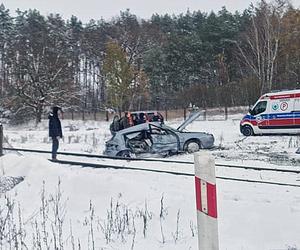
[149,125,167,135]
[152,128,166,135]
[251,101,267,115]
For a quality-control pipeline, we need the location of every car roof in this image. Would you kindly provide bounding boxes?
[130,111,158,114]
[115,122,161,135]
[115,111,201,135]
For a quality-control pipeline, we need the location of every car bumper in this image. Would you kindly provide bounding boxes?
[202,134,215,148]
[103,147,118,157]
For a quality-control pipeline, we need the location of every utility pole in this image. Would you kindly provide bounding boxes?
[0,123,3,156]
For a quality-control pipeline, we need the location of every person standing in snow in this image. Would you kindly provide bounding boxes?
[152,112,164,124]
[119,111,133,129]
[127,112,134,127]
[137,112,145,124]
[110,114,120,135]
[49,106,63,160]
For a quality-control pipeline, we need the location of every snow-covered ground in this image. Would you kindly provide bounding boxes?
[1,114,300,249]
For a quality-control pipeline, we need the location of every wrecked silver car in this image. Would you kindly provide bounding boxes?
[104,111,214,157]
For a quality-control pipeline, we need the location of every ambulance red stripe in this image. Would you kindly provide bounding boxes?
[268,119,294,126]
[242,119,258,126]
[269,93,300,100]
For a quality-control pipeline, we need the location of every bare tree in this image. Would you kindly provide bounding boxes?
[4,11,79,124]
[236,0,290,94]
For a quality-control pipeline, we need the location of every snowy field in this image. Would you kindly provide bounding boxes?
[1,114,300,249]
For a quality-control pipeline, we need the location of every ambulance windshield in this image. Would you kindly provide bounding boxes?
[251,101,267,115]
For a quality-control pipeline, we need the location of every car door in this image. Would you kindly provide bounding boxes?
[149,124,179,153]
[251,101,269,130]
[293,98,300,129]
[124,130,151,154]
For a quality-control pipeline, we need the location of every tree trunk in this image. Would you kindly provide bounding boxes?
[35,103,43,125]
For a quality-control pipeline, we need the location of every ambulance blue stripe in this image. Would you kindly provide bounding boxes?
[243,112,300,121]
[262,112,300,119]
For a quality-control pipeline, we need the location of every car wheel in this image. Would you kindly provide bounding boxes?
[184,140,201,153]
[241,125,254,136]
[117,150,135,158]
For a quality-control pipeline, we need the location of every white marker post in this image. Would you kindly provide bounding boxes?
[194,152,219,250]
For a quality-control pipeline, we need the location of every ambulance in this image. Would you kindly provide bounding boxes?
[240,89,300,136]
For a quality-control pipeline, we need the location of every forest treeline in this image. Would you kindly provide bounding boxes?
[0,0,299,123]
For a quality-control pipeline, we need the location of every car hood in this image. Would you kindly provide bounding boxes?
[177,111,201,131]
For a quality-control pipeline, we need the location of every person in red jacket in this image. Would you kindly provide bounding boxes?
[127,112,134,127]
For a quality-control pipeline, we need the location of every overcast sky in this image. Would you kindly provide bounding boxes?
[1,0,300,23]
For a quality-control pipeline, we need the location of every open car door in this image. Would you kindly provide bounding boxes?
[124,131,151,154]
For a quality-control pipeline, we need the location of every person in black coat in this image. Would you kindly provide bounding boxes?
[152,112,164,124]
[136,112,146,124]
[49,106,63,160]
[110,115,120,135]
[119,112,131,129]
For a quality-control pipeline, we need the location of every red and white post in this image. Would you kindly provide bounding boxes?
[194,152,219,250]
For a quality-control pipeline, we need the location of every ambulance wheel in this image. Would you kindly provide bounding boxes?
[241,125,253,136]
